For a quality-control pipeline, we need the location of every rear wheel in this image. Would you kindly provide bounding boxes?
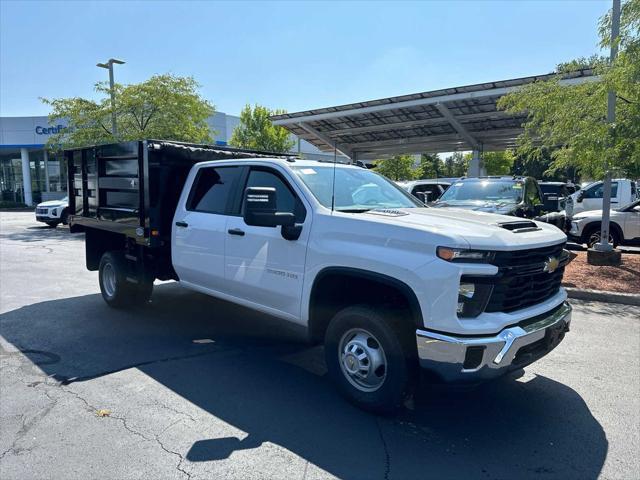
[60,209,69,225]
[325,305,416,414]
[99,251,153,308]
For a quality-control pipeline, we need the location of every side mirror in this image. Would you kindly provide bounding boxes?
[243,187,295,227]
[533,204,544,216]
[576,191,584,203]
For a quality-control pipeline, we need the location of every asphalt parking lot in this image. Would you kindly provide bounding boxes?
[1,211,638,480]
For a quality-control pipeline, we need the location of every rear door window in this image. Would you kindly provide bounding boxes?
[187,166,242,214]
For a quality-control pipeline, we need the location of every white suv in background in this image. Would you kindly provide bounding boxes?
[35,196,69,228]
[569,199,640,248]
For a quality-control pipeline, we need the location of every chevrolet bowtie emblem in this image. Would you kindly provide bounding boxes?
[544,256,560,273]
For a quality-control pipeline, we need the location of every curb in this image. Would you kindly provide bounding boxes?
[565,287,640,306]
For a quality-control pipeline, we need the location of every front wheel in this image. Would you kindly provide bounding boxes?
[585,226,619,249]
[324,305,416,414]
[45,222,59,228]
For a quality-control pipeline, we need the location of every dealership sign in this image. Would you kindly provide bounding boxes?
[35,125,66,135]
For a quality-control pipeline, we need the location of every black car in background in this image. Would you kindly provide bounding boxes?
[432,176,544,217]
[539,182,574,215]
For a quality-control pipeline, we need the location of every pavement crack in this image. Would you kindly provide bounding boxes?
[58,384,191,479]
[376,417,391,480]
[0,391,56,460]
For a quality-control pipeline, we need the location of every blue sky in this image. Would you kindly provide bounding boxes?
[1,0,609,118]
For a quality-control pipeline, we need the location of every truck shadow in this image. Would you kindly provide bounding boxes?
[0,284,608,480]
[0,225,85,243]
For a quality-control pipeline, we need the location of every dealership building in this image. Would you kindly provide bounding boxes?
[0,112,330,206]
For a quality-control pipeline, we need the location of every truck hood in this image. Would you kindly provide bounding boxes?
[37,200,67,208]
[362,207,566,250]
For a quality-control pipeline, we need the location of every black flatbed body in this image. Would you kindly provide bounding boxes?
[67,140,291,248]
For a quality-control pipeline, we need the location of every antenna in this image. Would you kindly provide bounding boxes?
[331,141,337,212]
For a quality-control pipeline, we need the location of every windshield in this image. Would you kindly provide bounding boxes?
[438,180,523,204]
[292,165,421,211]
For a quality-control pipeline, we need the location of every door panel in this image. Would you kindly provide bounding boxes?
[172,166,242,293]
[225,168,310,319]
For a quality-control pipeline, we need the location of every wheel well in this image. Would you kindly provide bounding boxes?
[85,228,126,271]
[308,268,423,344]
[582,221,623,242]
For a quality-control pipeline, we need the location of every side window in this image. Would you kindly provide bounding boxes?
[244,169,306,222]
[187,166,241,214]
[584,182,618,199]
[525,181,542,205]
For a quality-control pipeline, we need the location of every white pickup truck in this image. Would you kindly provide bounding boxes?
[68,141,572,412]
[571,178,638,215]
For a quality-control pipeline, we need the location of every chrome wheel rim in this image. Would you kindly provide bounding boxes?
[338,328,387,392]
[588,232,614,248]
[102,263,116,298]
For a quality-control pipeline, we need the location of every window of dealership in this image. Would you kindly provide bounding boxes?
[0,147,67,205]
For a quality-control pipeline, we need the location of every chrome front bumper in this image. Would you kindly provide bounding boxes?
[416,302,572,383]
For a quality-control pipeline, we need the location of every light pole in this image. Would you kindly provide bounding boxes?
[97,58,125,137]
[594,0,620,254]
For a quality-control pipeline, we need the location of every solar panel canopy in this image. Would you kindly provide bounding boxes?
[271,69,596,160]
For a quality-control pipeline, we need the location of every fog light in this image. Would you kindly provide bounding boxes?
[457,280,493,318]
[51,208,57,216]
[459,283,475,299]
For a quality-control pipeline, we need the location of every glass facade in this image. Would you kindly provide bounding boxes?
[0,148,67,205]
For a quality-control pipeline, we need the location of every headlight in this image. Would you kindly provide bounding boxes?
[457,280,494,318]
[437,247,494,263]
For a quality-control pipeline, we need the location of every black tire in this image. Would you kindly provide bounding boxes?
[583,224,620,248]
[60,209,69,225]
[45,222,59,228]
[98,252,153,308]
[324,305,416,414]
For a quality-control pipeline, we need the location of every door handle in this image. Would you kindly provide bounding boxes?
[228,228,245,236]
[175,221,188,228]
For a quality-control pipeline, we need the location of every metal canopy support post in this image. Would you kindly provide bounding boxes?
[435,103,480,150]
[297,123,352,159]
[594,0,620,254]
[468,150,482,177]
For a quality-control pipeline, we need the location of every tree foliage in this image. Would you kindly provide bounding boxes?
[373,155,421,181]
[442,152,468,177]
[476,150,516,175]
[229,104,295,153]
[498,0,640,179]
[418,153,441,178]
[42,74,215,149]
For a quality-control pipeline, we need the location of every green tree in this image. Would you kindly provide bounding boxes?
[498,0,640,179]
[442,152,468,177]
[42,74,214,148]
[373,155,421,181]
[418,153,442,178]
[230,104,295,153]
[475,150,516,175]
